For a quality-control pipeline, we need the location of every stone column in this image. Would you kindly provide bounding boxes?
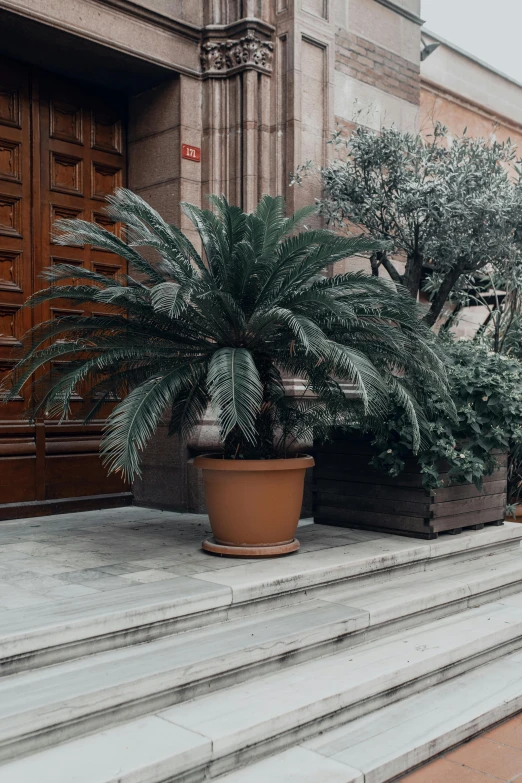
[128,76,203,511]
[200,24,275,207]
[273,0,336,211]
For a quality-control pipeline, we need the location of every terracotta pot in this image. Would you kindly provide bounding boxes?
[194,454,314,557]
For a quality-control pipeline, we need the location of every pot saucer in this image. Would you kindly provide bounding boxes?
[202,537,300,557]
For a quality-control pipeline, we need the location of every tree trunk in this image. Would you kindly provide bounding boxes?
[402,252,424,298]
[424,265,463,327]
[493,310,501,354]
[379,252,403,284]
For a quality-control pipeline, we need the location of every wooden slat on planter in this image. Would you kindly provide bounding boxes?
[430,506,506,533]
[482,467,507,483]
[314,466,426,487]
[433,480,507,503]
[431,492,507,518]
[313,433,507,538]
[313,479,429,503]
[315,505,428,531]
[315,511,435,539]
[314,491,431,518]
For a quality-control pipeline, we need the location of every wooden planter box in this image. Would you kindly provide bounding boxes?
[313,435,507,539]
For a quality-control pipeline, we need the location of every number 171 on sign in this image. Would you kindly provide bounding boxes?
[182,144,201,161]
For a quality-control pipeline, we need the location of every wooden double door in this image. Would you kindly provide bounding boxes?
[0,56,129,518]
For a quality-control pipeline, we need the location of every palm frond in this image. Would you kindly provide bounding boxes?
[387,377,425,453]
[168,363,209,439]
[249,307,328,356]
[255,194,287,257]
[101,362,206,480]
[53,217,164,284]
[323,342,390,417]
[207,348,263,444]
[150,282,189,318]
[181,202,229,284]
[105,188,202,283]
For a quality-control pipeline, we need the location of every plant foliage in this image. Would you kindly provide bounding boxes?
[299,124,522,327]
[3,189,451,480]
[369,338,522,496]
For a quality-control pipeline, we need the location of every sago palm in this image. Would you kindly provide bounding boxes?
[4,189,450,480]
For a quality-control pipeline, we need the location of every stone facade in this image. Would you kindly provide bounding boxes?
[0,0,426,512]
[333,0,421,134]
[0,0,414,513]
[0,0,425,248]
[420,30,522,148]
[6,0,520,513]
[336,30,420,106]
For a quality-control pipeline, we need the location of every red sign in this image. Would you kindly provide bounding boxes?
[182,143,201,162]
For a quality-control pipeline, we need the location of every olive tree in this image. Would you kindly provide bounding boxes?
[309,124,522,327]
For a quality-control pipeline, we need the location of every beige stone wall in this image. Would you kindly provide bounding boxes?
[336,30,419,106]
[272,1,335,212]
[332,0,421,133]
[0,0,201,75]
[421,32,522,133]
[420,85,522,151]
[338,0,421,63]
[128,75,203,242]
[129,79,182,222]
[131,0,203,26]
[420,35,522,152]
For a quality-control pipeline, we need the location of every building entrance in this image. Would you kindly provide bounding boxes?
[0,55,129,519]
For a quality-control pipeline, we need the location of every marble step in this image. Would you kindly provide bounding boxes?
[1,548,522,763]
[4,592,522,781]
[2,523,521,675]
[218,645,522,783]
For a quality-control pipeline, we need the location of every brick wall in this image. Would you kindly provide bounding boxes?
[336,29,420,106]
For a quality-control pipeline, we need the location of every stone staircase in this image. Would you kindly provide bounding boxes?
[2,522,522,782]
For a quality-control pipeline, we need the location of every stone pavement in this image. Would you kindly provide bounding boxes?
[402,713,522,781]
[0,506,325,612]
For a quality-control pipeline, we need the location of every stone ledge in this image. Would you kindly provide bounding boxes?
[1,513,521,676]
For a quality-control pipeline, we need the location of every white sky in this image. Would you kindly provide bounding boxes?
[421,0,522,83]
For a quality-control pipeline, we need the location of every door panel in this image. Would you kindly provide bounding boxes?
[0,57,129,517]
[0,58,32,420]
[0,58,37,507]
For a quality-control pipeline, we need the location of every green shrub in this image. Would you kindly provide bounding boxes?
[369,338,522,495]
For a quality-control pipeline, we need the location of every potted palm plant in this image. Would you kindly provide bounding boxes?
[4,189,449,556]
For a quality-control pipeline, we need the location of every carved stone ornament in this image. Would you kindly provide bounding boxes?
[201,30,274,76]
